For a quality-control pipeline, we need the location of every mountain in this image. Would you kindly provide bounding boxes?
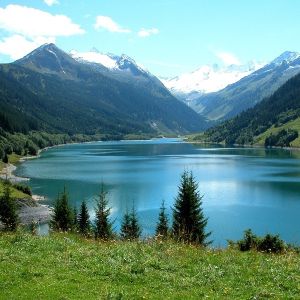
[190,71,300,147]
[190,51,300,122]
[0,43,207,137]
[161,62,264,104]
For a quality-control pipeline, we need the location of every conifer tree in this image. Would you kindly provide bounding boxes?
[50,188,73,231]
[129,206,141,239]
[0,182,18,231]
[120,210,131,240]
[155,200,169,238]
[78,200,90,235]
[120,206,141,240]
[72,206,78,229]
[172,171,211,245]
[94,184,113,239]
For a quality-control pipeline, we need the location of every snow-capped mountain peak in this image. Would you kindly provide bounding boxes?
[271,51,300,66]
[70,49,117,69]
[161,61,265,99]
[70,49,149,76]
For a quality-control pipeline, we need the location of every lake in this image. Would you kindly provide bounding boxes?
[16,139,300,246]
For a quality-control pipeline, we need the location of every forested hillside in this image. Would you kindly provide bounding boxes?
[191,72,300,147]
[0,44,207,161]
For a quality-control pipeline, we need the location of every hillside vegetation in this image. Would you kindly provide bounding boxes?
[0,233,299,299]
[190,72,300,147]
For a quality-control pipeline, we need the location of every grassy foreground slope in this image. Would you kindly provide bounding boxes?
[0,233,299,299]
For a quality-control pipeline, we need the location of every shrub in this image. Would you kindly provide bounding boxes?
[233,229,286,253]
[257,234,285,253]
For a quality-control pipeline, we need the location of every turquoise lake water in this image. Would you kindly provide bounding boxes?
[16,139,300,246]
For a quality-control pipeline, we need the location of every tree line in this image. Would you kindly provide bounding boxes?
[0,171,211,246]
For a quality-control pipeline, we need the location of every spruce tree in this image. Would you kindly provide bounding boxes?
[78,200,90,235]
[129,206,141,239]
[120,206,141,240]
[94,184,113,240]
[72,206,78,230]
[0,182,18,231]
[50,188,73,231]
[155,200,169,238]
[172,171,211,245]
[120,210,131,240]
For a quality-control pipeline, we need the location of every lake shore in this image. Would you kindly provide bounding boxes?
[0,161,52,225]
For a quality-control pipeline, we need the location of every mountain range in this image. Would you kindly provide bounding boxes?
[191,70,300,147]
[161,61,265,103]
[188,51,300,122]
[162,51,300,126]
[0,43,206,137]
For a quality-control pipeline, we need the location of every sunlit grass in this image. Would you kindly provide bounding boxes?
[255,117,300,147]
[0,233,299,299]
[0,180,30,200]
[8,153,23,165]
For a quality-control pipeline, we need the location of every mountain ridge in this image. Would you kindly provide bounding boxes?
[190,71,300,147]
[1,43,207,137]
[190,51,300,122]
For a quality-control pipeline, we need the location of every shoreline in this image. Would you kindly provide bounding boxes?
[185,139,300,151]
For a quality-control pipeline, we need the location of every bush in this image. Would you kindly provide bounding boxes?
[237,229,259,251]
[233,229,286,253]
[257,234,285,253]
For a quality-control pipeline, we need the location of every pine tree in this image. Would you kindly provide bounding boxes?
[78,200,90,235]
[72,206,78,230]
[172,171,211,245]
[120,210,131,240]
[0,182,18,231]
[120,206,141,240]
[155,200,169,238]
[50,188,73,231]
[129,206,141,239]
[94,184,113,240]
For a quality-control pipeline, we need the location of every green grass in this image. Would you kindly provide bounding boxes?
[0,161,4,172]
[0,233,299,299]
[255,117,300,147]
[8,153,23,165]
[0,181,30,200]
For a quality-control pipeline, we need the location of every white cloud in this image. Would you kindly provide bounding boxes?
[138,28,159,38]
[44,0,59,6]
[0,5,84,38]
[0,35,55,60]
[94,16,131,33]
[215,51,241,66]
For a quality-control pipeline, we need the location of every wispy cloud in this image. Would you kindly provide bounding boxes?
[0,4,84,59]
[94,16,131,33]
[138,28,159,38]
[44,0,59,6]
[215,51,241,66]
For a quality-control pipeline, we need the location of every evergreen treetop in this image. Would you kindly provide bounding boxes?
[120,205,141,240]
[172,171,211,245]
[50,187,73,232]
[94,184,113,240]
[78,200,90,235]
[155,200,169,238]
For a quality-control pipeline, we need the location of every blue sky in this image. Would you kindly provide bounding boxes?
[0,0,299,77]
